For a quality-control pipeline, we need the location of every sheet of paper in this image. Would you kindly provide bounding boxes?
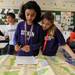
[15,56,38,65]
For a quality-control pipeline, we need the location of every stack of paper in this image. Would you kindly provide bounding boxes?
[15,56,38,65]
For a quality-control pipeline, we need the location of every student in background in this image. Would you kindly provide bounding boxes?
[69,27,75,42]
[14,1,43,56]
[5,13,17,55]
[67,27,75,53]
[41,11,75,59]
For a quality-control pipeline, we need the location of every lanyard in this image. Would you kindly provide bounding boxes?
[43,32,48,51]
[24,22,33,44]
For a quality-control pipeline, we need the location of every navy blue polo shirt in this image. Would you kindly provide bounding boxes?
[14,21,43,56]
[42,27,66,56]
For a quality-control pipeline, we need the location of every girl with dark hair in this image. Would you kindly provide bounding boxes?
[14,1,43,56]
[41,11,75,59]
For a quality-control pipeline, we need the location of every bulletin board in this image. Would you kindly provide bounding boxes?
[37,0,75,11]
[0,0,26,9]
[0,0,75,31]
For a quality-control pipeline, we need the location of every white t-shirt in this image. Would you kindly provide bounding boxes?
[5,23,17,45]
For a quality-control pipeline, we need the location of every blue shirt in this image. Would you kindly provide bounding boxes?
[14,21,43,56]
[42,27,66,56]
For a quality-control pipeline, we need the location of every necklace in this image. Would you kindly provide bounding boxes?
[24,22,33,44]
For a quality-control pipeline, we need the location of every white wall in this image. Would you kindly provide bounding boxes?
[0,0,75,11]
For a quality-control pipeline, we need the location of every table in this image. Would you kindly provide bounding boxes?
[0,55,75,75]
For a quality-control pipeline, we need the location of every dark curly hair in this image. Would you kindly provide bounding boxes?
[19,1,41,23]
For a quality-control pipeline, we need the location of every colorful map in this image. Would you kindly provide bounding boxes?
[0,55,75,75]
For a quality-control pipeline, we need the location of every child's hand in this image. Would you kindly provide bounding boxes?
[21,45,30,52]
[15,44,20,52]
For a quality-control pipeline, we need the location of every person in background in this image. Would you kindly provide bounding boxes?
[14,1,43,56]
[67,26,75,53]
[41,11,75,59]
[5,12,17,55]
